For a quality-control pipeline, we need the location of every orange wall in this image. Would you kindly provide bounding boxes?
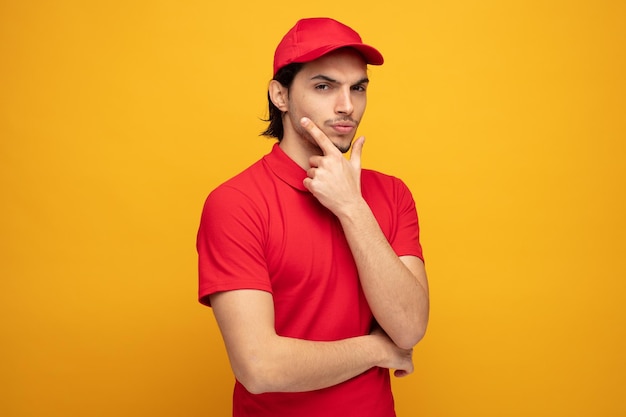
[1,1,625,416]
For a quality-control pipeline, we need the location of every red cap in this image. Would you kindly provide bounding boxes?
[273,17,384,75]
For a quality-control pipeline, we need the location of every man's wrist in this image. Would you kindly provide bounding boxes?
[365,332,390,369]
[336,196,369,223]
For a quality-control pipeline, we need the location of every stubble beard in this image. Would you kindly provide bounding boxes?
[302,127,353,154]
[333,140,352,154]
[292,119,355,155]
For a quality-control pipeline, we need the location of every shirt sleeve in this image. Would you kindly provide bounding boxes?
[390,179,424,262]
[196,184,272,306]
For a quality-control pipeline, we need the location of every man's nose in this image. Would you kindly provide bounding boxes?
[335,88,354,115]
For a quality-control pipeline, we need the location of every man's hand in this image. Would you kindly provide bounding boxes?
[300,117,366,216]
[370,325,414,378]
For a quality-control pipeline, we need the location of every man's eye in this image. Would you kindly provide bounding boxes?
[352,85,366,92]
[315,84,330,90]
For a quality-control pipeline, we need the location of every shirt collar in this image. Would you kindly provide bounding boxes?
[263,143,308,192]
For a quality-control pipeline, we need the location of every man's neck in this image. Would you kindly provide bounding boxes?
[278,133,322,170]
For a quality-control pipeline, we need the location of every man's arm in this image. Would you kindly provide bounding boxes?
[209,289,414,394]
[301,117,430,349]
[340,214,429,349]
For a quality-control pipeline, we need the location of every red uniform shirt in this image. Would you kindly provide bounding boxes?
[197,144,423,417]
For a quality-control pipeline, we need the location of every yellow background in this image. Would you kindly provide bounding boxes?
[2,1,625,416]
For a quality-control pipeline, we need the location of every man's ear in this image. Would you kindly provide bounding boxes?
[268,80,289,112]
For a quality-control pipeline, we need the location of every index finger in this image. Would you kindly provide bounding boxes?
[300,117,338,155]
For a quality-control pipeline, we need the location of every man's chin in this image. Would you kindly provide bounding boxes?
[329,135,354,154]
[334,142,352,154]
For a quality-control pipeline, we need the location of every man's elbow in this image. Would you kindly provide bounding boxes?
[395,334,424,350]
[232,359,281,395]
[394,322,428,350]
[233,364,265,394]
[238,376,268,395]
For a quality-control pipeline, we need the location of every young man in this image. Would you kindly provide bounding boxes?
[197,17,429,417]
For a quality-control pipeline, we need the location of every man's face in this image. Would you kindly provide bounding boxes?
[283,49,369,154]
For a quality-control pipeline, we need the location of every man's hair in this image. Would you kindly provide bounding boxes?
[261,63,304,140]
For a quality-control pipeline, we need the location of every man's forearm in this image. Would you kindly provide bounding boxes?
[337,199,430,349]
[237,332,402,394]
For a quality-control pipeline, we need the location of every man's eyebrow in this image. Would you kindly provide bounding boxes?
[310,74,338,83]
[310,75,370,85]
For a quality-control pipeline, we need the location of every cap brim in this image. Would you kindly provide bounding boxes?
[295,43,384,66]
